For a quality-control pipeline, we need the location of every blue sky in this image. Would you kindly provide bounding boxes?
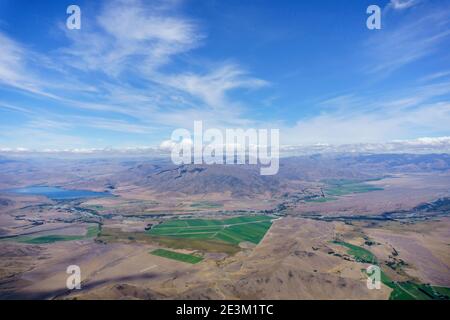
[0,0,449,150]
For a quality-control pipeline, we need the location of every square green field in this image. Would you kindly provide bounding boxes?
[151,248,203,264]
[147,215,273,246]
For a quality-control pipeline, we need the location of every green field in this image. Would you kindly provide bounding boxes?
[190,201,223,209]
[306,180,383,203]
[151,248,203,264]
[333,241,449,300]
[386,281,450,300]
[148,215,273,246]
[14,225,100,244]
[333,241,378,264]
[324,179,383,197]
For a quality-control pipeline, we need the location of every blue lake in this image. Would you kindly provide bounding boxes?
[4,186,113,200]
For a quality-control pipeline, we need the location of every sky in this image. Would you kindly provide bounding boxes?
[0,0,450,151]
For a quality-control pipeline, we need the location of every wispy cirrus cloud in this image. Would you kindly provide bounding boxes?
[61,0,202,75]
[420,70,450,83]
[0,32,55,97]
[282,81,450,145]
[160,64,269,109]
[0,0,268,147]
[1,0,449,150]
[365,3,450,75]
[387,0,421,10]
[284,102,450,145]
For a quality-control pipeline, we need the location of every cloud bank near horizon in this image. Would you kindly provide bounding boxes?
[1,136,450,158]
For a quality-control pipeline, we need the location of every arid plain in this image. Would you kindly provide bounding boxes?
[0,153,449,299]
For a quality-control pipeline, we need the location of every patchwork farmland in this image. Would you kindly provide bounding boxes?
[147,215,274,246]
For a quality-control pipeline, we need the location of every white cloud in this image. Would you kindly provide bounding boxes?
[161,63,268,109]
[62,0,202,75]
[0,0,266,137]
[159,137,193,152]
[0,126,88,150]
[0,32,52,96]
[388,0,420,10]
[396,136,450,146]
[2,135,450,156]
[365,7,450,75]
[282,85,450,146]
[420,70,450,83]
[0,32,23,83]
[1,0,449,151]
